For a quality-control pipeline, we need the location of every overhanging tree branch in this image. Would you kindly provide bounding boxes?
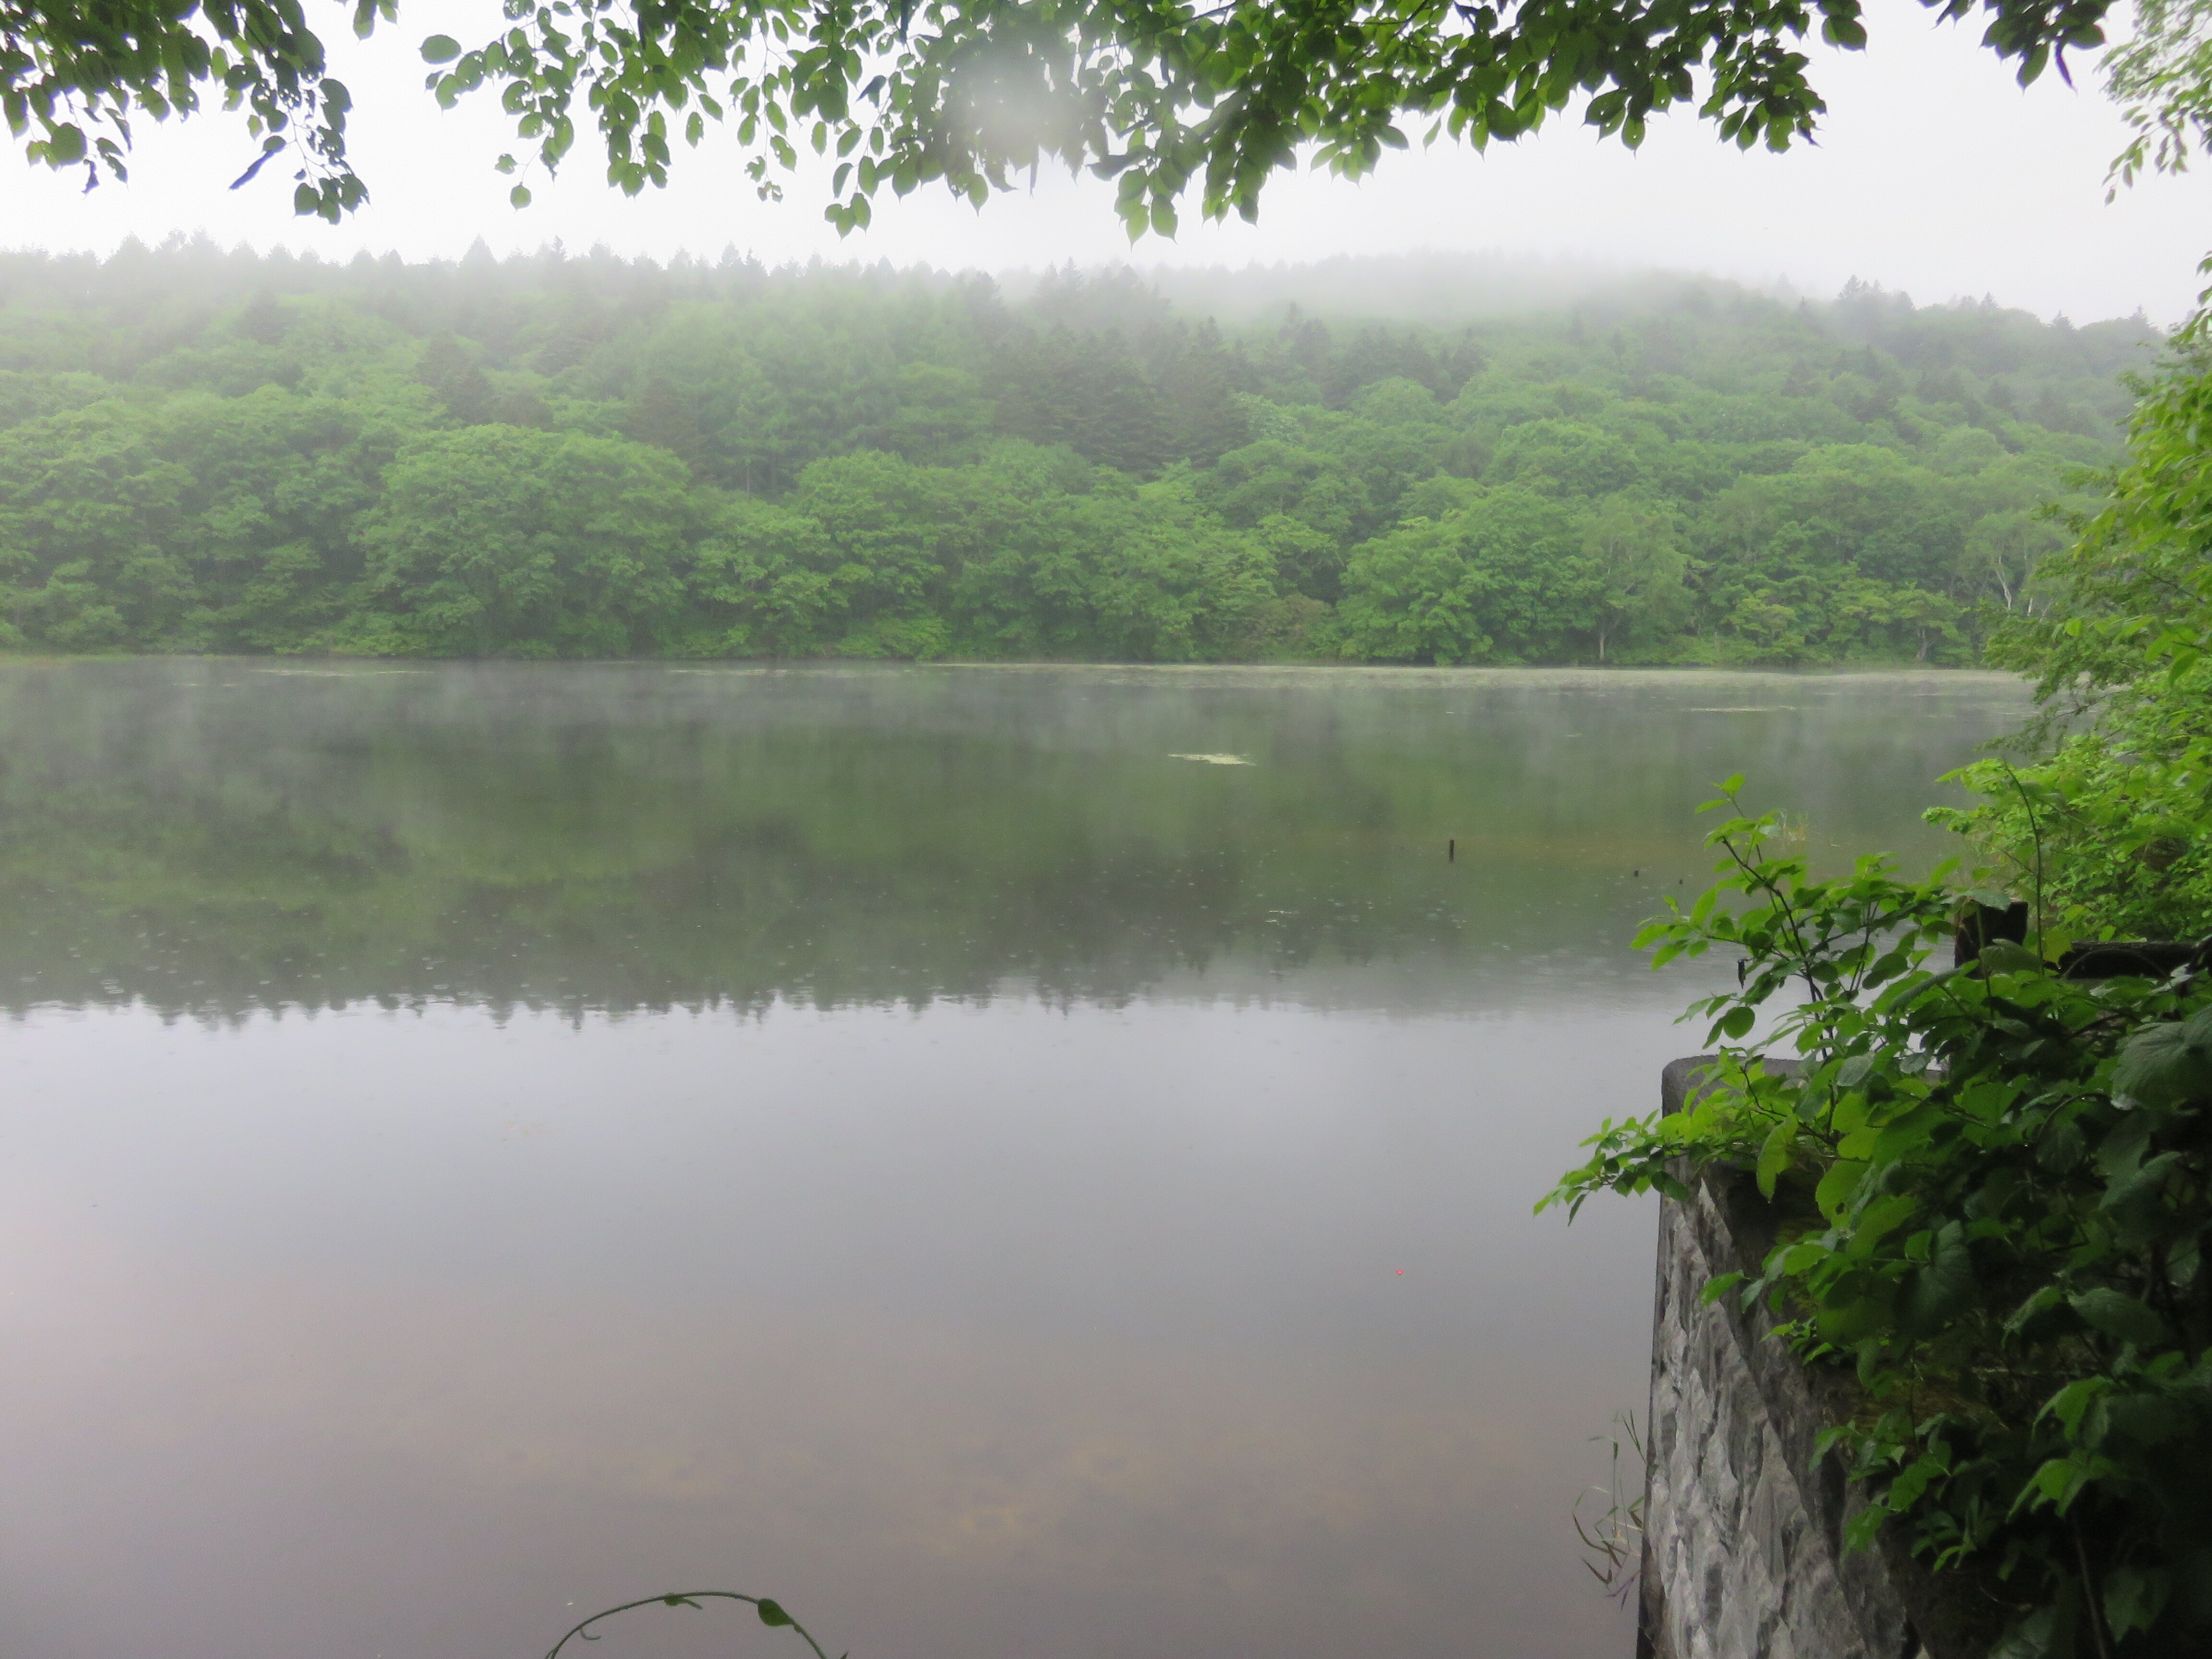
[1,0,2121,229]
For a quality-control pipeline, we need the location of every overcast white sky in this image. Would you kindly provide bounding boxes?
[1,0,2205,322]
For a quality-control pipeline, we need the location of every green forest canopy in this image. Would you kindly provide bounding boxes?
[0,239,2159,665]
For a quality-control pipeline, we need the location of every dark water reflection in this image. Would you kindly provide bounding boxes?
[0,662,2028,1659]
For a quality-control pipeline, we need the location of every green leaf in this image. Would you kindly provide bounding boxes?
[1976,938,2043,976]
[2104,1566,2171,1642]
[1853,1192,1919,1246]
[1755,1115,1794,1199]
[2037,1117,2087,1174]
[2069,1288,2166,1348]
[1989,1606,2062,1659]
[2006,1284,2067,1336]
[1814,1158,1868,1222]
[420,34,463,63]
[2112,1009,2212,1107]
[757,1599,794,1628]
[1843,1503,1891,1551]
[1899,1223,1974,1332]
[1815,1291,1889,1344]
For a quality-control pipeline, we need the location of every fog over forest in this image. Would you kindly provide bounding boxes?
[1060,253,2086,328]
[0,238,2157,665]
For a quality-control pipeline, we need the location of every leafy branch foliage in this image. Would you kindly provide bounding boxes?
[6,0,2121,230]
[2104,0,2212,195]
[415,0,2117,238]
[1545,785,2212,1657]
[1,0,384,220]
[1937,312,2212,940]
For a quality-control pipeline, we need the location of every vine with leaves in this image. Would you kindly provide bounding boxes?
[544,1590,840,1659]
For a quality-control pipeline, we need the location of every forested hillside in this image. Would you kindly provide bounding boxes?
[0,239,2157,663]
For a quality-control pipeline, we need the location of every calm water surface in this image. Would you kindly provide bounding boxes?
[0,662,2030,1659]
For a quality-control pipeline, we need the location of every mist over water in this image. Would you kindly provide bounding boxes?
[0,660,2020,1018]
[0,662,2027,1659]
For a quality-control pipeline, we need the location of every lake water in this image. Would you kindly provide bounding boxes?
[0,661,2030,1659]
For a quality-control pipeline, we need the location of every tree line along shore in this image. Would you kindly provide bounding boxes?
[0,240,2155,664]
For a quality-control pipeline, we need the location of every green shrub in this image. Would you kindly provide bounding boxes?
[1545,782,2212,1658]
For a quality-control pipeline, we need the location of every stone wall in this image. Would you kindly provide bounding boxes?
[1635,1058,1985,1659]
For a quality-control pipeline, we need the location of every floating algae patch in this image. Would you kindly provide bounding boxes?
[1168,753,1254,765]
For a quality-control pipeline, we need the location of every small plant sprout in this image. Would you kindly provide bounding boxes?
[546,1592,841,1659]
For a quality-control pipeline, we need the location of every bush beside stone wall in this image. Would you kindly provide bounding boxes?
[1636,1058,1993,1659]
